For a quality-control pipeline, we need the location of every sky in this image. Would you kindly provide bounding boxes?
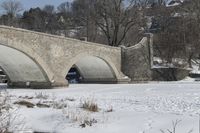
[0,0,73,12]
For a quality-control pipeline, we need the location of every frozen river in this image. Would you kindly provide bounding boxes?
[1,83,200,133]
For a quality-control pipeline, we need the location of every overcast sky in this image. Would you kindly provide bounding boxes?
[0,0,73,12]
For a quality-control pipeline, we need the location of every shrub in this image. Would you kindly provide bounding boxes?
[0,91,11,133]
[0,90,27,133]
[160,120,193,133]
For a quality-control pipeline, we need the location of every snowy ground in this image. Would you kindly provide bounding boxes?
[1,83,200,133]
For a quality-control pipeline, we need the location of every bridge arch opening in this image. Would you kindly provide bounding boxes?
[66,56,117,84]
[0,45,51,88]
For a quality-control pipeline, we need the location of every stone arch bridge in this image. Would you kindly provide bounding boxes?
[0,26,130,88]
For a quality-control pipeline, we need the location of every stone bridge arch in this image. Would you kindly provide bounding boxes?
[0,44,52,88]
[62,53,122,84]
[0,26,129,88]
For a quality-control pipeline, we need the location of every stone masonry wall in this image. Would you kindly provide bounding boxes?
[121,34,153,82]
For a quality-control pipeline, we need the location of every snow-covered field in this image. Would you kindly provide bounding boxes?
[1,83,200,133]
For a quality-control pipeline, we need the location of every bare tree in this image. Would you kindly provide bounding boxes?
[1,0,23,17]
[43,5,55,14]
[57,2,71,14]
[0,0,23,26]
[72,0,98,41]
[71,0,146,46]
[91,0,144,46]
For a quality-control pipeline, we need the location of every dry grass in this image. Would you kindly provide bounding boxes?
[81,99,99,112]
[52,101,67,109]
[65,97,75,102]
[36,102,50,108]
[0,91,26,133]
[80,118,98,128]
[35,92,49,100]
[18,96,33,99]
[105,106,113,112]
[63,108,98,128]
[13,100,35,108]
[0,91,10,133]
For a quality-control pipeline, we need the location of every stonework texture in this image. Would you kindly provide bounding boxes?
[121,34,154,82]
